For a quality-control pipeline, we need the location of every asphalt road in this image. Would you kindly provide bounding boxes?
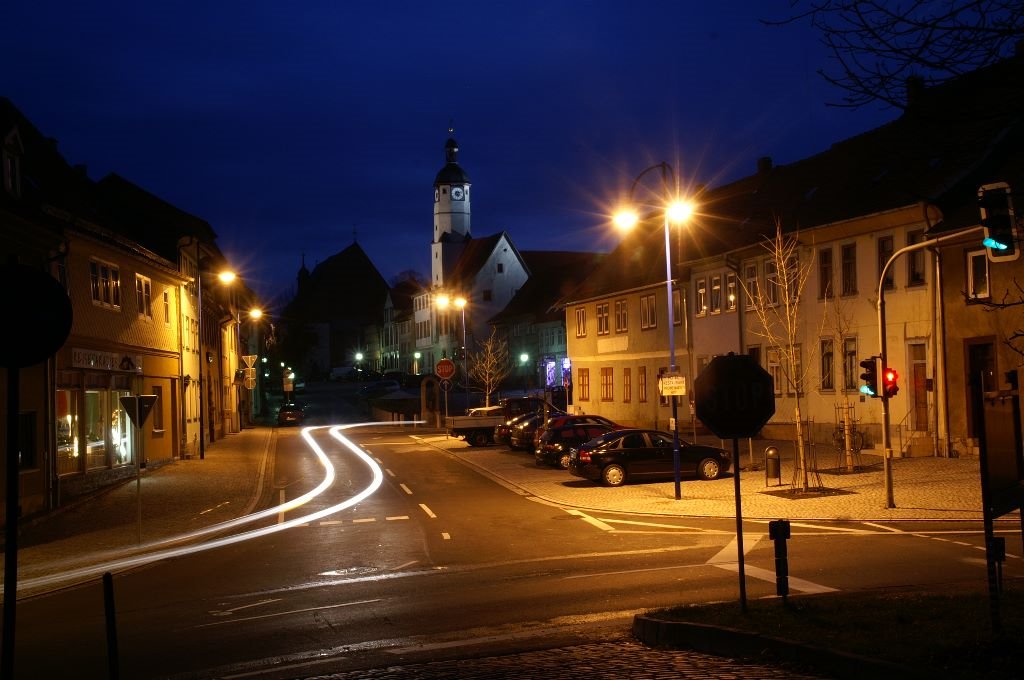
[9,402,1022,679]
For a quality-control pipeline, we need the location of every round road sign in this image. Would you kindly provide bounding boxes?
[1,263,73,368]
[435,358,456,380]
[693,353,775,439]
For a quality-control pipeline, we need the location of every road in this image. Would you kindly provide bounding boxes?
[9,407,1022,678]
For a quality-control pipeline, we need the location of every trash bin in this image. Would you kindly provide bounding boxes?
[765,446,781,486]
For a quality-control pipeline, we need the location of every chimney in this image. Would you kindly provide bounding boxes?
[757,157,772,174]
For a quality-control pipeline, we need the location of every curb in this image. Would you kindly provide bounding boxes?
[632,614,922,680]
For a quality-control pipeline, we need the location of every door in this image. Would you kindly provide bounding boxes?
[965,340,996,438]
[910,343,928,431]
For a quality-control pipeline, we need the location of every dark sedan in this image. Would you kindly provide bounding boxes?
[569,429,731,486]
[494,411,533,446]
[535,422,615,469]
[509,412,543,450]
[533,413,622,449]
[276,402,305,426]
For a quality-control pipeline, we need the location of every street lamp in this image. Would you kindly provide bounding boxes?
[437,293,470,410]
[614,162,695,501]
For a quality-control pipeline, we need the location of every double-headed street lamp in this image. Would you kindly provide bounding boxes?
[437,293,469,409]
[614,162,695,501]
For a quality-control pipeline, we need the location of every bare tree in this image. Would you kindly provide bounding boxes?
[824,287,864,471]
[469,328,511,406]
[766,1,1024,109]
[743,223,823,491]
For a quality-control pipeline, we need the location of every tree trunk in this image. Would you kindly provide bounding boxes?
[794,401,809,491]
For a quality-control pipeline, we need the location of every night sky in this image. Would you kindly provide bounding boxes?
[7,2,895,308]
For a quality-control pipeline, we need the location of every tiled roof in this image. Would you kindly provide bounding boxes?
[490,250,605,324]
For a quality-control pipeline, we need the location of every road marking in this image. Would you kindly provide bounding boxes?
[400,483,413,495]
[419,503,437,518]
[386,515,410,521]
[385,468,396,477]
[278,489,286,524]
[320,520,344,526]
[198,501,231,516]
[391,560,418,570]
[353,518,376,523]
[862,521,903,533]
[441,532,451,540]
[197,599,383,629]
[566,509,615,531]
[707,534,837,594]
[208,598,281,617]
[599,517,732,533]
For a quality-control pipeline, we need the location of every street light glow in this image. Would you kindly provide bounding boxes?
[613,208,639,231]
[666,199,695,224]
[454,296,467,309]
[218,270,237,284]
[249,308,263,320]
[436,294,450,308]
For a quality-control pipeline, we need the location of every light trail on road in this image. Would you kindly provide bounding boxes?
[8,422,419,597]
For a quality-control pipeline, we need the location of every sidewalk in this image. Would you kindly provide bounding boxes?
[4,424,1012,601]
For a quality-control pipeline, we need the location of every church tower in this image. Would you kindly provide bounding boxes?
[431,129,471,287]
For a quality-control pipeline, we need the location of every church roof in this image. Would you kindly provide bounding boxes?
[434,135,470,185]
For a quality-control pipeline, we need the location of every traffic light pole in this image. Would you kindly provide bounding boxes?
[876,228,983,508]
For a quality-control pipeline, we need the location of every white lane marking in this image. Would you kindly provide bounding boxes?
[562,563,708,580]
[707,534,837,594]
[385,468,396,477]
[419,503,437,518]
[208,598,281,617]
[353,518,376,524]
[599,518,732,533]
[374,457,383,464]
[399,483,413,495]
[862,521,903,532]
[391,560,417,571]
[199,501,231,516]
[441,532,451,540]
[197,598,383,628]
[278,489,286,524]
[320,520,343,526]
[566,509,615,532]
[385,515,409,521]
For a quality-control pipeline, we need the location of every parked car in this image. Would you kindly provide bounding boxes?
[277,402,305,426]
[466,405,504,417]
[533,413,622,449]
[509,412,545,450]
[494,411,535,446]
[535,422,615,469]
[569,429,731,486]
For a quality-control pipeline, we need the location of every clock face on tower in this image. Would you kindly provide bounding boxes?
[434,188,439,202]
[451,186,465,201]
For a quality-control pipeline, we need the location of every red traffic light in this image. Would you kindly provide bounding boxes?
[882,367,899,398]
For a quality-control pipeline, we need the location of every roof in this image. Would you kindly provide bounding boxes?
[445,231,528,291]
[491,250,605,324]
[434,135,470,185]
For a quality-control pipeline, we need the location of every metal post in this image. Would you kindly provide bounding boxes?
[462,307,469,411]
[196,239,205,460]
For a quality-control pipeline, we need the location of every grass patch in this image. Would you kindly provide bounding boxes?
[652,583,1024,679]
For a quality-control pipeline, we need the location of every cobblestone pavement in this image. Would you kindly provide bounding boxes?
[304,638,826,680]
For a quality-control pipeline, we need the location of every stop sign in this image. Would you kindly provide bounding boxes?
[694,353,775,439]
[435,358,456,380]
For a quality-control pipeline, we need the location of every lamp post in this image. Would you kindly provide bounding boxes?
[437,294,470,411]
[614,162,695,501]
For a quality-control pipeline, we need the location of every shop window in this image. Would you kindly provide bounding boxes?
[18,412,37,470]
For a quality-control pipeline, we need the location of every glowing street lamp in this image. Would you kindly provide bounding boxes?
[614,162,695,500]
[437,293,470,408]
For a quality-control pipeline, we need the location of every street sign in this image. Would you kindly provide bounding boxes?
[439,378,452,392]
[242,354,257,368]
[694,353,775,439]
[435,358,456,380]
[658,371,687,396]
[244,377,257,389]
[120,395,159,426]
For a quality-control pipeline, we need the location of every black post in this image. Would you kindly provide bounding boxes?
[769,519,791,600]
[732,437,747,613]
[103,572,120,680]
[2,368,20,679]
[970,369,1001,632]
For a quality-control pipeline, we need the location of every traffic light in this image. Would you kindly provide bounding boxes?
[979,182,1018,262]
[859,357,879,398]
[882,367,899,399]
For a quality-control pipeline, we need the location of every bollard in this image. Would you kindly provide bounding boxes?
[104,572,120,680]
[764,446,781,486]
[768,519,791,599]
[990,536,1006,592]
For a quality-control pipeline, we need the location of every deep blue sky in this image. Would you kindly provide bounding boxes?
[7,2,895,307]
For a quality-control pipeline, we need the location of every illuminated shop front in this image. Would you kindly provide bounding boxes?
[55,349,141,476]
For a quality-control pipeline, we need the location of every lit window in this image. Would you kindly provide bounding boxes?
[640,293,656,329]
[597,303,610,335]
[967,249,989,300]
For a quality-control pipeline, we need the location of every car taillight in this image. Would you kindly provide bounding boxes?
[577,447,591,463]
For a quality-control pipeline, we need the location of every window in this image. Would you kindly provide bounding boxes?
[659,367,669,406]
[766,261,779,305]
[496,263,504,273]
[967,249,990,300]
[135,274,150,317]
[600,367,613,401]
[597,303,610,335]
[907,230,926,286]
[638,366,647,402]
[695,278,707,317]
[843,337,858,391]
[878,236,894,290]
[575,308,586,337]
[3,150,21,198]
[818,247,833,299]
[744,263,758,309]
[820,338,834,391]
[90,260,121,308]
[640,293,657,329]
[623,367,631,403]
[726,273,737,311]
[672,287,681,324]
[614,299,628,333]
[710,275,722,314]
[578,368,590,401]
[786,254,799,300]
[841,243,857,295]
[767,349,782,396]
[17,412,36,470]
